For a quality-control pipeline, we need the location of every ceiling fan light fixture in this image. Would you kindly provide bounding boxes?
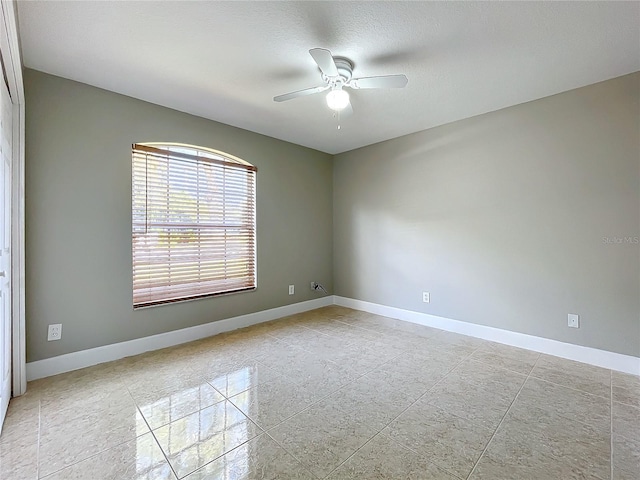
[326,88,349,111]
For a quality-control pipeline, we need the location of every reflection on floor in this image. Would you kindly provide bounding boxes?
[1,306,639,479]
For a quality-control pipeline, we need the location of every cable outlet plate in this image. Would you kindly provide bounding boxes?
[568,314,579,328]
[48,324,62,341]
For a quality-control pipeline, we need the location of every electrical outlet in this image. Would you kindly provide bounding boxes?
[311,282,317,290]
[422,291,430,303]
[288,284,294,295]
[48,324,62,341]
[568,314,579,328]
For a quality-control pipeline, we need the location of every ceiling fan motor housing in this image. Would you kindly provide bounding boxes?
[322,57,354,86]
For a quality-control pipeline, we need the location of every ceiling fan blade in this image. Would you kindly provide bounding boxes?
[349,74,408,89]
[309,48,338,77]
[273,85,329,102]
[340,100,353,117]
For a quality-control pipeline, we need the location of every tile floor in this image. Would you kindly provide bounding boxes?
[1,306,638,479]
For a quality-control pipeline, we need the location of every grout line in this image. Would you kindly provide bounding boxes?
[28,307,617,479]
[36,398,41,479]
[243,329,479,479]
[37,391,140,478]
[466,351,540,479]
[127,386,180,480]
[610,369,614,480]
[462,357,530,380]
[527,373,612,403]
[608,393,640,409]
[467,350,540,377]
[261,429,322,479]
[321,345,480,479]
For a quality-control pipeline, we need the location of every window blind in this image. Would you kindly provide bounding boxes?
[132,144,256,308]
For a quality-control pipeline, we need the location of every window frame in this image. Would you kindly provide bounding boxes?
[131,143,257,309]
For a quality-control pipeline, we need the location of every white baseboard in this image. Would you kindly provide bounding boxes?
[26,296,334,381]
[26,294,639,381]
[334,296,640,376]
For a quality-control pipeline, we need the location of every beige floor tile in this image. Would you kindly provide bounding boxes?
[3,390,40,427]
[203,358,284,398]
[321,341,402,375]
[379,329,441,353]
[28,362,124,399]
[40,432,175,480]
[195,332,257,356]
[363,319,443,340]
[229,376,319,429]
[247,339,309,367]
[311,322,386,344]
[2,307,621,480]
[325,373,415,431]
[132,380,226,430]
[327,433,459,479]
[612,433,640,480]
[0,416,39,480]
[267,399,378,479]
[185,334,256,366]
[183,433,316,480]
[356,337,409,359]
[39,396,149,477]
[275,327,340,349]
[471,341,540,375]
[474,399,611,480]
[1,397,39,443]
[471,445,605,480]
[40,385,132,424]
[335,309,382,326]
[0,423,38,480]
[612,371,640,408]
[422,359,526,429]
[295,318,345,334]
[266,355,361,397]
[431,330,486,350]
[491,399,611,479]
[365,348,461,400]
[34,377,125,417]
[298,306,350,322]
[280,335,355,364]
[383,401,493,479]
[125,366,208,399]
[515,377,610,430]
[249,319,311,340]
[323,305,356,317]
[153,400,262,479]
[612,401,640,443]
[530,354,611,398]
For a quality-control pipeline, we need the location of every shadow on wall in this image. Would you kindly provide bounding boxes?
[334,73,640,357]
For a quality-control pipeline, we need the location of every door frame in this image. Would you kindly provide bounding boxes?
[1,0,26,397]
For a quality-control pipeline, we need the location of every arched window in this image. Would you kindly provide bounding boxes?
[132,143,256,308]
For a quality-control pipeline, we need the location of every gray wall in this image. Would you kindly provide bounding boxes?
[334,72,640,357]
[25,69,640,362]
[25,69,333,362]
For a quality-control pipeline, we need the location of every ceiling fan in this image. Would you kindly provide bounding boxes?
[274,48,408,113]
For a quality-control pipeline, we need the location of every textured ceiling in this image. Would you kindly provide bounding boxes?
[17,1,640,155]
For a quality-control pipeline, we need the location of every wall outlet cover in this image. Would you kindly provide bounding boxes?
[422,291,430,303]
[48,324,62,341]
[288,285,294,295]
[568,314,580,328]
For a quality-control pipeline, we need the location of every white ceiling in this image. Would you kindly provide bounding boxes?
[17,1,640,155]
